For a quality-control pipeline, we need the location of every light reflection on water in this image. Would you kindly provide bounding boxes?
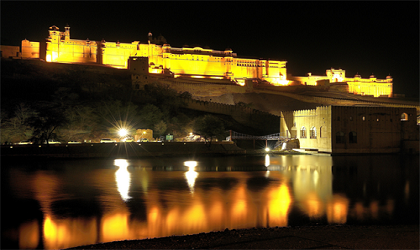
[2,154,418,249]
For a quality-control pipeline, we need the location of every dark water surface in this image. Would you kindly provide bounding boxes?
[1,154,418,249]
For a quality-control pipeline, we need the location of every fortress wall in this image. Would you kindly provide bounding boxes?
[158,80,246,97]
[183,98,280,132]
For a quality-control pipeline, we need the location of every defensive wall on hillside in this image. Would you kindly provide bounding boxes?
[158,79,247,97]
[183,98,280,132]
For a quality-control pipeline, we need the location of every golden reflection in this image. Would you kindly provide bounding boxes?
[354,202,365,220]
[303,192,323,218]
[102,212,129,243]
[326,194,349,224]
[370,200,379,219]
[404,181,410,202]
[19,220,39,249]
[9,155,406,250]
[230,184,250,228]
[114,159,131,202]
[266,183,292,227]
[43,216,98,249]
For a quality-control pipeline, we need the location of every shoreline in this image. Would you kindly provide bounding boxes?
[66,224,419,249]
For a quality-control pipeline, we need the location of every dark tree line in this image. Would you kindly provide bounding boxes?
[1,81,229,144]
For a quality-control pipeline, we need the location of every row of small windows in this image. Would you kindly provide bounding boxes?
[337,113,409,122]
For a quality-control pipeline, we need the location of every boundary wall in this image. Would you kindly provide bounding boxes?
[183,98,280,132]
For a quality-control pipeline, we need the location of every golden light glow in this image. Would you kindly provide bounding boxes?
[270,79,290,86]
[266,183,292,227]
[19,220,39,249]
[326,194,349,224]
[303,192,323,218]
[102,213,129,242]
[44,26,288,85]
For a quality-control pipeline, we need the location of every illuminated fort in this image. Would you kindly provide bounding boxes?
[2,25,393,97]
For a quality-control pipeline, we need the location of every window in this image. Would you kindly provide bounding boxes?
[336,132,345,144]
[401,113,408,121]
[310,127,317,139]
[362,116,365,121]
[337,116,340,121]
[300,127,306,138]
[349,131,357,143]
[349,116,353,121]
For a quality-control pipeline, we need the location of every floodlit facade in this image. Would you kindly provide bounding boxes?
[289,68,393,97]
[280,106,418,154]
[6,25,393,97]
[44,25,287,85]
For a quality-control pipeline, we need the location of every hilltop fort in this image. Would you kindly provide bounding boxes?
[1,25,394,98]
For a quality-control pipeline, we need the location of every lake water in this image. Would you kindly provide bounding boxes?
[1,154,418,249]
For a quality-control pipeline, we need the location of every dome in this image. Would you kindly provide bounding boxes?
[386,75,392,79]
[370,74,375,78]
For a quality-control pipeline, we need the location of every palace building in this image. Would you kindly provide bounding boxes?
[289,68,393,97]
[5,25,393,97]
[43,25,288,86]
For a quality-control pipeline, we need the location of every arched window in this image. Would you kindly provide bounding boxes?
[336,132,345,144]
[134,84,140,90]
[300,127,306,138]
[401,113,408,121]
[310,127,317,139]
[349,131,357,143]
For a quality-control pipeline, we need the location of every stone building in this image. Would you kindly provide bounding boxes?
[280,106,418,154]
[7,25,395,98]
[43,25,287,85]
[289,68,393,97]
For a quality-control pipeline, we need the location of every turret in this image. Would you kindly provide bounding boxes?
[148,32,152,44]
[369,74,376,82]
[48,25,60,43]
[64,24,70,41]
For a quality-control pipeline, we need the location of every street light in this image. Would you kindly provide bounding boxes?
[118,128,128,138]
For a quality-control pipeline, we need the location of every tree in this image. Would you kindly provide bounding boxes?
[1,103,37,144]
[59,105,98,141]
[27,102,67,144]
[154,120,167,137]
[138,104,164,129]
[193,115,226,146]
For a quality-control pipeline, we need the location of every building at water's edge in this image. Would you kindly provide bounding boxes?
[280,106,418,154]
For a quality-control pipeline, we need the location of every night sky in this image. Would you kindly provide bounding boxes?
[1,1,418,97]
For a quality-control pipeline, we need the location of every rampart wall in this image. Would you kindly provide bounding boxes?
[158,79,246,97]
[183,98,280,133]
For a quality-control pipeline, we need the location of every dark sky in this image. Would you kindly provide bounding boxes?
[1,1,419,97]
